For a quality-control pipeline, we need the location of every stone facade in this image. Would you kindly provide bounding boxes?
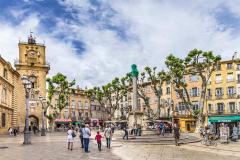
[14,36,50,131]
[52,88,109,123]
[0,56,22,134]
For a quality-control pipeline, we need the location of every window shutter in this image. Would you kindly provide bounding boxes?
[197,88,200,96]
[190,89,192,97]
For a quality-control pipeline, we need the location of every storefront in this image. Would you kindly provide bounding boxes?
[173,117,196,133]
[208,116,240,136]
[54,119,72,129]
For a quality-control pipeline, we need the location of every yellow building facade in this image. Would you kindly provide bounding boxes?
[0,56,22,134]
[206,59,240,134]
[0,34,50,134]
[14,34,50,131]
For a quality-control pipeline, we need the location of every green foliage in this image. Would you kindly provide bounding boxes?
[165,54,191,108]
[45,73,75,120]
[144,66,170,118]
[101,76,129,118]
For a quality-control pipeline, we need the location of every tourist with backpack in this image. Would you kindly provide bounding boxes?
[67,126,75,150]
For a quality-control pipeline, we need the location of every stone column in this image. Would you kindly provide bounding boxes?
[131,64,139,125]
[132,76,138,111]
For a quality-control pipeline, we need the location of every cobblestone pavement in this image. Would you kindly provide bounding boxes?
[180,140,240,158]
[0,132,121,160]
[1,132,240,160]
[113,131,200,144]
[112,144,240,160]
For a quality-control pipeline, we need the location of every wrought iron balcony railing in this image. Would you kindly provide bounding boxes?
[208,109,240,115]
[215,94,223,99]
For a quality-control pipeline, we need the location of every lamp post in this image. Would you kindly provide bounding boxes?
[39,96,46,136]
[22,75,35,145]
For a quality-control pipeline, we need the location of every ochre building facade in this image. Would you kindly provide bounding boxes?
[0,34,50,134]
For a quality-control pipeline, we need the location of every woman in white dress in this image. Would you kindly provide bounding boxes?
[67,126,74,150]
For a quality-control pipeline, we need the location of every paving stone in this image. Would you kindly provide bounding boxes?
[1,132,240,160]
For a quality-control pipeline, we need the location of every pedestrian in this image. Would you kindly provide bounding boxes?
[111,124,115,134]
[173,124,180,146]
[137,125,141,136]
[95,131,102,151]
[13,127,17,136]
[82,124,91,153]
[231,125,238,142]
[123,127,128,140]
[67,126,75,150]
[79,124,84,148]
[104,125,112,149]
[161,123,165,136]
[159,122,163,136]
[134,124,137,136]
[8,127,13,136]
[33,125,36,135]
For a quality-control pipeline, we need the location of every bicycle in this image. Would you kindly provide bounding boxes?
[201,134,217,146]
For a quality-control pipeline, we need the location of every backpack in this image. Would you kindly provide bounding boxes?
[72,131,76,138]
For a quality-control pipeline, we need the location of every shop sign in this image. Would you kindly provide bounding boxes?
[209,116,240,123]
[220,126,229,143]
[218,120,231,122]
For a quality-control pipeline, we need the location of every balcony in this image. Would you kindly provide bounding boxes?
[215,94,223,99]
[228,94,236,99]
[206,95,212,100]
[208,109,240,115]
[227,79,234,82]
[215,80,222,84]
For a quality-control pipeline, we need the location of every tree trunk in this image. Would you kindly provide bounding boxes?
[195,82,207,133]
[157,95,161,119]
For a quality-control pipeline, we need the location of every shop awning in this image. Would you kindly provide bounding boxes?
[208,116,240,123]
[72,121,84,125]
[55,118,71,124]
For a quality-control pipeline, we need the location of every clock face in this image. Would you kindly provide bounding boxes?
[28,50,37,57]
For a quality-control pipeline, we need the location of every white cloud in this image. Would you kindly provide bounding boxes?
[1,0,240,88]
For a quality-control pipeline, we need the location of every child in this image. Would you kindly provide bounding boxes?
[95,131,102,151]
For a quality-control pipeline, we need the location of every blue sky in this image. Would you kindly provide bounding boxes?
[1,0,240,87]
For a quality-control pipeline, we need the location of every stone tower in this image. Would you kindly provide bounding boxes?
[15,33,50,129]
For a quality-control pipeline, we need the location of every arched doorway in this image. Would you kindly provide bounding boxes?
[29,115,39,132]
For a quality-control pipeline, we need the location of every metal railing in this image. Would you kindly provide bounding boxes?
[208,109,240,115]
[215,94,223,99]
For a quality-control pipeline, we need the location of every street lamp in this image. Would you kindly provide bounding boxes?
[39,96,46,136]
[22,75,35,145]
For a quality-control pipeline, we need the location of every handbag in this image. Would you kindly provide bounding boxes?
[72,131,76,138]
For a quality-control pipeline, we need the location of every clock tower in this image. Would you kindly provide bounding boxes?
[15,33,50,130]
